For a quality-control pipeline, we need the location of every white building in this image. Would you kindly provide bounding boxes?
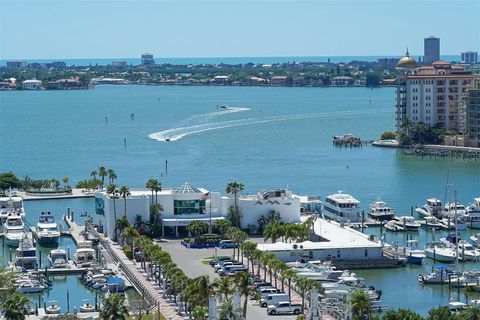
[21,79,43,90]
[95,183,303,239]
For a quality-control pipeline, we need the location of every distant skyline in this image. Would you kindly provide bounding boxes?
[1,0,479,60]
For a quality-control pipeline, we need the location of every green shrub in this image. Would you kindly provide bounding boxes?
[123,245,133,259]
[380,131,397,140]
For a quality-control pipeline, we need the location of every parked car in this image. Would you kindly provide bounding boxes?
[267,302,302,315]
[219,240,237,249]
[214,261,242,273]
[253,282,272,291]
[260,293,289,308]
[209,256,232,266]
[219,265,247,276]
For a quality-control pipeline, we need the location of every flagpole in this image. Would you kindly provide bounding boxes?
[209,188,212,234]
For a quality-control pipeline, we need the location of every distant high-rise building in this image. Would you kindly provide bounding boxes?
[424,36,440,65]
[466,77,480,147]
[6,61,27,69]
[141,53,155,65]
[461,51,478,63]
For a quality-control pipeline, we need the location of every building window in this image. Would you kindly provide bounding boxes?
[173,199,206,215]
[337,250,341,258]
[364,249,368,257]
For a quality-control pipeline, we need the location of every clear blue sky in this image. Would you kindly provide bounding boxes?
[1,0,479,59]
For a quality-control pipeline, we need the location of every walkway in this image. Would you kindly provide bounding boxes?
[17,188,95,201]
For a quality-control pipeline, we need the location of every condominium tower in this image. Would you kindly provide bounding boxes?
[424,36,440,65]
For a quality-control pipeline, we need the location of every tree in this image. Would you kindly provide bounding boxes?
[459,306,480,320]
[412,123,427,144]
[122,225,139,254]
[214,219,232,237]
[235,271,252,318]
[240,241,257,273]
[191,306,208,320]
[0,268,17,304]
[382,309,422,320]
[227,206,242,229]
[351,288,371,320]
[425,307,454,320]
[212,276,234,301]
[187,220,208,241]
[218,299,239,320]
[263,221,283,243]
[380,131,397,140]
[107,169,116,185]
[98,166,107,189]
[107,184,119,240]
[149,203,163,237]
[226,181,244,227]
[188,275,214,308]
[146,178,158,208]
[90,170,97,181]
[280,269,296,302]
[115,215,130,241]
[0,172,21,190]
[119,185,131,216]
[99,294,128,320]
[1,293,29,320]
[62,177,69,186]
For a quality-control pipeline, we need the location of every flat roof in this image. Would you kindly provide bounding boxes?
[258,218,382,251]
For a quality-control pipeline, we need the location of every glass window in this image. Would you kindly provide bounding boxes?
[174,199,206,215]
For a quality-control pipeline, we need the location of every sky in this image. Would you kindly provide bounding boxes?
[0,0,479,59]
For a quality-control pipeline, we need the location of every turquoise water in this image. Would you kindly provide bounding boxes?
[1,85,480,314]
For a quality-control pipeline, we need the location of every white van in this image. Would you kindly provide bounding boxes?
[260,288,278,298]
[260,293,289,307]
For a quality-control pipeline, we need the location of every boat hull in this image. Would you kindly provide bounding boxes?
[5,236,21,247]
[425,251,455,263]
[37,235,59,247]
[368,213,395,221]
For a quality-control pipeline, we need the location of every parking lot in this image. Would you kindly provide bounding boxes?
[159,239,301,320]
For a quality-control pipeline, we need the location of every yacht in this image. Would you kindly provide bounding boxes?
[384,220,404,232]
[424,241,457,263]
[440,234,480,261]
[421,216,445,230]
[14,237,38,270]
[444,201,468,217]
[470,233,480,247]
[35,212,60,247]
[440,217,467,231]
[405,239,425,265]
[3,213,25,246]
[0,196,26,226]
[368,200,396,221]
[322,191,361,223]
[48,248,69,269]
[415,198,442,218]
[74,241,96,268]
[394,216,421,231]
[466,198,480,229]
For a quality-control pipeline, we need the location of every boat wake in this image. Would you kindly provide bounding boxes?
[149,108,387,142]
[179,106,251,125]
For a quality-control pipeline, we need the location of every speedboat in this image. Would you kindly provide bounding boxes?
[46,301,61,314]
[74,241,96,268]
[322,191,361,223]
[368,200,396,221]
[0,196,26,226]
[466,198,480,229]
[471,233,480,247]
[14,237,38,270]
[394,216,420,231]
[3,213,25,246]
[440,235,480,261]
[424,241,457,263]
[80,299,95,313]
[421,216,445,230]
[384,220,404,232]
[415,198,443,218]
[418,265,455,284]
[16,280,48,293]
[48,248,69,269]
[405,239,425,265]
[444,201,468,217]
[35,212,60,247]
[440,217,467,231]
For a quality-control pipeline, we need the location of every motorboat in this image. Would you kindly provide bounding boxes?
[471,233,480,247]
[424,241,457,263]
[468,198,480,213]
[421,216,445,230]
[80,299,95,313]
[74,241,96,268]
[322,191,361,223]
[17,281,48,293]
[48,248,69,269]
[0,196,26,225]
[466,198,480,229]
[394,216,420,231]
[323,287,382,301]
[321,275,365,291]
[440,235,480,261]
[14,237,38,270]
[384,220,404,232]
[35,212,60,247]
[3,213,25,246]
[440,217,467,231]
[415,198,442,218]
[404,240,425,265]
[418,265,455,284]
[444,201,468,217]
[45,301,61,314]
[368,200,396,221]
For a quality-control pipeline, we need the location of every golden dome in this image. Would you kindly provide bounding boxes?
[397,49,417,69]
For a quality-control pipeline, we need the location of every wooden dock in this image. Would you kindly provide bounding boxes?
[64,215,88,245]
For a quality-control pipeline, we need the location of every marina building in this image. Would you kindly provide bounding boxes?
[424,36,440,65]
[461,51,478,64]
[95,183,302,238]
[21,79,43,90]
[395,51,475,132]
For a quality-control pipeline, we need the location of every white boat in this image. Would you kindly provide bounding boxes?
[14,237,38,270]
[384,220,404,232]
[322,191,361,223]
[471,233,480,247]
[46,301,61,314]
[418,265,454,284]
[17,281,48,293]
[440,235,480,261]
[80,299,95,313]
[48,248,69,268]
[421,216,445,230]
[466,198,480,229]
[405,240,425,265]
[368,200,396,221]
[424,241,457,263]
[0,196,26,225]
[394,216,420,231]
[3,213,25,246]
[35,212,60,247]
[74,241,96,268]
[444,201,468,217]
[440,217,467,231]
[415,198,442,218]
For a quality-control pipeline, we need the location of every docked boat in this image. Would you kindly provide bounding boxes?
[17,281,48,293]
[322,191,361,223]
[14,237,38,270]
[418,265,455,284]
[421,216,445,230]
[440,234,480,261]
[415,198,443,218]
[48,248,69,269]
[394,216,420,231]
[444,201,468,217]
[405,240,425,265]
[3,213,25,246]
[440,217,467,231]
[424,241,457,263]
[368,200,396,221]
[466,198,480,229]
[0,196,26,226]
[74,241,96,268]
[471,233,480,247]
[35,212,60,247]
[384,220,404,232]
[80,300,95,313]
[45,301,61,314]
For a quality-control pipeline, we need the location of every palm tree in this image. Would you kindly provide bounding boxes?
[240,241,257,274]
[90,170,98,181]
[150,203,164,237]
[218,299,239,320]
[122,225,139,255]
[99,294,128,320]
[1,293,29,320]
[296,277,308,311]
[153,181,162,204]
[119,186,130,216]
[188,275,214,308]
[227,206,242,229]
[251,249,263,278]
[134,214,143,230]
[98,166,107,189]
[459,306,480,320]
[213,276,234,301]
[187,220,208,241]
[107,169,116,184]
[107,184,119,239]
[226,181,244,227]
[115,215,130,242]
[235,271,252,318]
[213,219,232,237]
[351,288,372,320]
[412,122,427,144]
[145,178,158,207]
[260,253,274,281]
[191,306,208,320]
[263,221,283,243]
[280,269,296,302]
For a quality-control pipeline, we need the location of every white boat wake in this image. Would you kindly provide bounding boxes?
[179,106,251,125]
[149,108,388,142]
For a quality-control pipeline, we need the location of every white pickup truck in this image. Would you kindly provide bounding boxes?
[267,302,303,315]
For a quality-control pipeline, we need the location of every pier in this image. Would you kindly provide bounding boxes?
[16,189,95,201]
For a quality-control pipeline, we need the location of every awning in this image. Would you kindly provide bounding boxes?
[161,216,225,227]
